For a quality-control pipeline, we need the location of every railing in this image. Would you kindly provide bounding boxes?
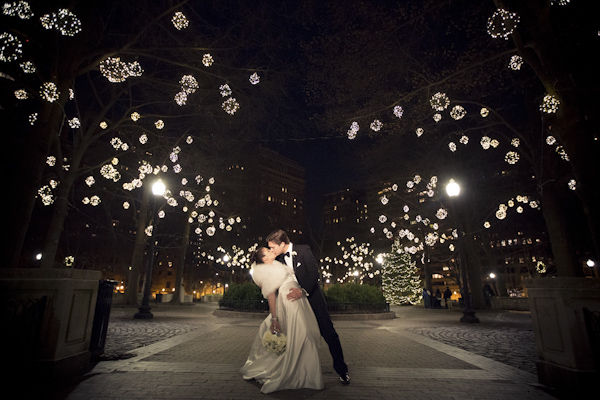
[490,296,530,311]
[1,296,48,360]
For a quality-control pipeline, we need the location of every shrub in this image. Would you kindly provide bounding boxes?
[325,283,386,305]
[219,282,266,311]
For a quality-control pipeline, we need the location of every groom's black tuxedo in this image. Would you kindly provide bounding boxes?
[278,243,348,376]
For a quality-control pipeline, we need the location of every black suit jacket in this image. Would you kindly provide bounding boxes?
[279,243,328,317]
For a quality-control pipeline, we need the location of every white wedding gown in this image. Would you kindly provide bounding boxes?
[240,261,324,394]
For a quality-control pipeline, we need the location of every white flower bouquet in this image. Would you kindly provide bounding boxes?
[262,330,287,355]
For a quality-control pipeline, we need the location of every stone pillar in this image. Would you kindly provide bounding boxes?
[1,268,101,380]
[525,277,600,393]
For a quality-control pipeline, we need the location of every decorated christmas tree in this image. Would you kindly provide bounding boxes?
[382,239,422,305]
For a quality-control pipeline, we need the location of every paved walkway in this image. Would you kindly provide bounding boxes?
[49,303,560,400]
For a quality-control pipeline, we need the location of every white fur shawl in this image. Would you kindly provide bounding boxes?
[251,260,292,299]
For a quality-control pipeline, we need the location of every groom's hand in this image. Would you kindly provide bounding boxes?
[287,287,302,301]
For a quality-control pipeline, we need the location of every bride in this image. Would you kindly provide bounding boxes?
[240,247,324,394]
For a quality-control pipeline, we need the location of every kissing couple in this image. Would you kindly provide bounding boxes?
[240,229,350,394]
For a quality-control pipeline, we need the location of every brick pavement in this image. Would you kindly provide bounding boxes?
[48,303,559,400]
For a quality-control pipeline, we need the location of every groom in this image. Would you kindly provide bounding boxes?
[267,229,350,385]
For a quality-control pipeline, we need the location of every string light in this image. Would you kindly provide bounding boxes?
[99,57,143,83]
[393,105,404,118]
[40,82,60,102]
[40,9,82,36]
[433,113,442,122]
[222,97,239,115]
[435,208,447,219]
[202,53,214,67]
[155,119,164,129]
[568,179,576,190]
[0,31,23,62]
[347,121,359,139]
[430,92,450,111]
[415,127,424,137]
[38,185,54,205]
[509,55,523,70]
[480,108,489,117]
[99,121,108,129]
[14,89,27,99]
[219,84,232,97]
[249,72,260,85]
[3,1,34,19]
[370,119,382,131]
[556,146,569,161]
[20,60,35,73]
[487,9,520,40]
[68,117,81,128]
[174,91,187,106]
[171,11,188,30]
[131,111,140,121]
[448,142,457,152]
[511,138,520,147]
[29,113,37,125]
[180,75,198,93]
[505,151,520,164]
[540,94,560,113]
[450,105,466,120]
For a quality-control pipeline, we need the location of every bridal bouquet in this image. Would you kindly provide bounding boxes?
[262,330,287,355]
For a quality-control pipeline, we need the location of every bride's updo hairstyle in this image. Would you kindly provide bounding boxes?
[249,247,268,265]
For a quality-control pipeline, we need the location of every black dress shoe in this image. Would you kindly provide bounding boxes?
[339,373,350,385]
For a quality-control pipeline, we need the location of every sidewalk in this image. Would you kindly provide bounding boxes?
[49,303,559,400]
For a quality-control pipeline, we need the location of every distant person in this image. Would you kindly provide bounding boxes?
[267,229,350,385]
[483,284,495,308]
[422,288,431,309]
[434,286,442,308]
[443,287,452,309]
[240,247,323,393]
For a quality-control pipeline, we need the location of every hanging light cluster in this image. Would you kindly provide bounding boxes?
[40,8,82,36]
[174,75,198,106]
[487,9,520,40]
[3,1,34,19]
[370,119,382,132]
[430,92,450,111]
[320,238,378,284]
[171,11,188,30]
[202,53,214,67]
[99,57,143,83]
[508,55,523,70]
[0,31,22,61]
[40,81,60,102]
[540,94,560,113]
[249,72,260,85]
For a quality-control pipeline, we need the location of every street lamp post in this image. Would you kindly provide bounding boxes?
[134,179,166,319]
[446,179,479,323]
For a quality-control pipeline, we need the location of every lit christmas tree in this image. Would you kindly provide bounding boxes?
[382,238,422,305]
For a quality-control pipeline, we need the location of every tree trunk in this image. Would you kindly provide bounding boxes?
[7,96,69,268]
[464,230,485,310]
[171,209,192,304]
[540,181,582,277]
[124,186,151,305]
